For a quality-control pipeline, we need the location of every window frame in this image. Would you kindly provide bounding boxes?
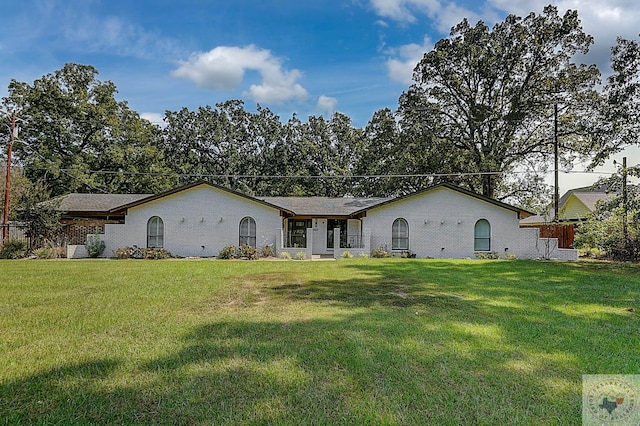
[147,216,164,248]
[239,216,257,248]
[474,219,491,251]
[392,218,409,250]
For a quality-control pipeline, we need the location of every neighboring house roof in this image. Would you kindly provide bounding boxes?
[260,196,392,217]
[351,183,534,219]
[48,193,152,213]
[566,192,611,212]
[520,185,614,226]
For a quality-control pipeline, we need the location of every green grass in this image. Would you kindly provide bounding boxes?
[0,258,638,425]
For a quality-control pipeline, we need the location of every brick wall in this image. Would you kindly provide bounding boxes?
[363,186,577,260]
[101,184,282,258]
[63,222,107,245]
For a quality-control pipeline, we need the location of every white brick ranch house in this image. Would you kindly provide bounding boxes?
[61,181,577,260]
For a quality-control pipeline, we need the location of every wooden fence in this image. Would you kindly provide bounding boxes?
[537,224,575,249]
[0,223,31,248]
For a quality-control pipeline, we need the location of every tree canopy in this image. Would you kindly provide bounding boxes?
[2,5,640,214]
[2,64,176,197]
[398,5,601,201]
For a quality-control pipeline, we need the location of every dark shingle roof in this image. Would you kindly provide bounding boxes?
[260,196,392,216]
[49,193,152,212]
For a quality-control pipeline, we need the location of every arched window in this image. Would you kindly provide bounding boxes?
[239,217,256,247]
[147,216,164,248]
[474,219,491,251]
[392,218,409,250]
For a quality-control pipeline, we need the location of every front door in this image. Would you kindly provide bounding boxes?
[327,219,347,249]
[287,219,311,248]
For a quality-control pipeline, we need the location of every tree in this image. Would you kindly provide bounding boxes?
[575,171,640,260]
[0,167,33,221]
[2,63,176,196]
[399,5,601,199]
[593,34,640,164]
[575,200,640,261]
[14,179,63,248]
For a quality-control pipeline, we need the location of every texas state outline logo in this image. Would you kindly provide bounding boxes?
[583,374,640,425]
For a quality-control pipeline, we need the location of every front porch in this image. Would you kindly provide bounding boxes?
[276,217,371,259]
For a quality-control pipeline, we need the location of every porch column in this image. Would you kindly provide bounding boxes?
[333,227,341,259]
[306,228,313,259]
[276,228,283,255]
[363,228,371,255]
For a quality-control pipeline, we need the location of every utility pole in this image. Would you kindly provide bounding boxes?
[622,156,628,243]
[554,104,559,223]
[2,112,16,243]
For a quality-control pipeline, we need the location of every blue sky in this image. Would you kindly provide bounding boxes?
[1,0,639,190]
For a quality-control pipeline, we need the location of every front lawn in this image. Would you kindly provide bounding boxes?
[0,259,638,424]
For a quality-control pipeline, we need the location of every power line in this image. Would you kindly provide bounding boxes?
[56,169,504,179]
[48,168,618,179]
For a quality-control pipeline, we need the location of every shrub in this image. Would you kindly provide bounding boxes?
[33,247,61,259]
[401,250,416,258]
[504,253,518,260]
[295,251,307,260]
[112,246,172,259]
[0,239,28,259]
[280,251,291,260]
[141,248,172,259]
[218,245,237,260]
[238,244,259,260]
[341,250,354,258]
[370,247,389,258]
[261,244,275,258]
[86,235,106,258]
[113,247,135,259]
[475,251,500,260]
[359,253,369,259]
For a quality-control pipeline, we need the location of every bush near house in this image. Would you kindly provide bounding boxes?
[0,239,29,259]
[238,244,259,260]
[261,244,275,258]
[370,247,390,258]
[218,245,236,259]
[113,247,172,259]
[475,252,501,260]
[86,236,106,258]
[33,245,64,259]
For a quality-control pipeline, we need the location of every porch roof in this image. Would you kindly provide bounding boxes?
[260,196,392,217]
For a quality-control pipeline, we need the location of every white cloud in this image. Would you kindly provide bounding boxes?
[140,112,165,127]
[369,0,439,23]
[317,95,338,112]
[172,45,308,104]
[369,0,483,31]
[60,11,182,60]
[386,37,433,84]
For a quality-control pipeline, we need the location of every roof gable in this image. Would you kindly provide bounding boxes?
[110,181,293,214]
[352,183,533,218]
